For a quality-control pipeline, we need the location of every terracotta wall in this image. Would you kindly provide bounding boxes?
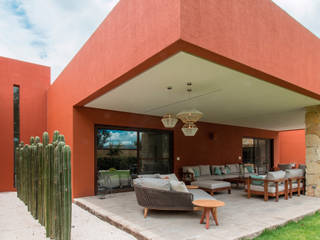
[73,107,279,198]
[279,130,305,166]
[0,57,50,192]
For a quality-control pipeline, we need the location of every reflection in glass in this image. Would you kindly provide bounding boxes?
[13,86,20,187]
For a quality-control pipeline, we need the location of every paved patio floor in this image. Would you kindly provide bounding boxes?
[0,192,136,240]
[75,189,320,240]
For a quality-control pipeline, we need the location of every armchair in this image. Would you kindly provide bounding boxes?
[246,171,288,202]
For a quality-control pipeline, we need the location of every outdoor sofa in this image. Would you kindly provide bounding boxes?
[182,163,254,182]
[133,174,216,218]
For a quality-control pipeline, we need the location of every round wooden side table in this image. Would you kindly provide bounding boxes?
[192,199,225,229]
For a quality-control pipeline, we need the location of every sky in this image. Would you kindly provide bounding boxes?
[0,0,319,83]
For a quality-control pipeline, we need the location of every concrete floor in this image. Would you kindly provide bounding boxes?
[0,192,136,240]
[75,189,320,240]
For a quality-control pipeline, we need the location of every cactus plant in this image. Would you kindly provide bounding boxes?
[16,131,71,240]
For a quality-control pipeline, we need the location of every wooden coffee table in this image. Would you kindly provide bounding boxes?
[192,199,225,229]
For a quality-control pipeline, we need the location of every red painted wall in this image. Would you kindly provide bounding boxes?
[73,107,279,198]
[279,130,305,166]
[0,57,50,192]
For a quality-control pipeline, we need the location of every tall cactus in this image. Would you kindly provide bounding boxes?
[16,131,71,240]
[63,145,72,240]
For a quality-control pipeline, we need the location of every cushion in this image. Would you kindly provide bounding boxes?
[246,184,285,193]
[267,171,286,180]
[285,169,304,179]
[192,166,201,177]
[292,182,304,188]
[199,165,211,176]
[191,180,231,189]
[170,180,189,193]
[227,164,240,174]
[160,173,179,181]
[220,166,227,174]
[189,189,216,201]
[278,164,293,171]
[133,178,170,191]
[225,166,231,174]
[214,167,222,175]
[250,174,266,185]
[211,165,224,174]
[246,165,254,173]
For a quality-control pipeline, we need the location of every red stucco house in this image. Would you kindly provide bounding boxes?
[1,0,319,198]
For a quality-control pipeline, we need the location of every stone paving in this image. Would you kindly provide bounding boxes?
[0,192,136,240]
[75,189,320,240]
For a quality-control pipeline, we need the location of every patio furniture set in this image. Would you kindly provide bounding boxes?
[132,163,306,229]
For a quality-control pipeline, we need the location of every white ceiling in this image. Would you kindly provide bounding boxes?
[85,52,320,131]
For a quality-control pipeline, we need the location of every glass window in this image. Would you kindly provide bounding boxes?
[96,127,172,195]
[13,85,20,187]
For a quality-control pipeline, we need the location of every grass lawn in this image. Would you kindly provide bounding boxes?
[253,212,320,240]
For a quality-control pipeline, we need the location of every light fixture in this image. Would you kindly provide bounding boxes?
[176,109,203,123]
[160,82,202,136]
[161,114,178,128]
[181,122,198,136]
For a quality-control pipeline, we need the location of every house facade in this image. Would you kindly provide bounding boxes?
[1,0,319,198]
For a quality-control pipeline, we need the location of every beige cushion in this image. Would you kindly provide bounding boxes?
[200,165,211,176]
[160,173,179,181]
[246,184,285,193]
[226,164,240,174]
[191,180,231,189]
[133,178,170,191]
[267,171,286,180]
[170,180,189,193]
[285,169,304,179]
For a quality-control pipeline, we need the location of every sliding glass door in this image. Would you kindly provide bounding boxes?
[95,126,173,194]
[242,137,273,174]
[139,131,172,174]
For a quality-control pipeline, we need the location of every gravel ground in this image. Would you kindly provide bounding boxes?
[0,192,137,240]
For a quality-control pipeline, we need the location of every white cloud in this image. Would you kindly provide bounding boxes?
[0,0,119,82]
[272,0,320,38]
[0,0,318,83]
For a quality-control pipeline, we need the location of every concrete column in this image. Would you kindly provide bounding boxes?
[305,106,320,197]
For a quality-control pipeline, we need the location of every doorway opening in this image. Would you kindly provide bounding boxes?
[242,137,274,174]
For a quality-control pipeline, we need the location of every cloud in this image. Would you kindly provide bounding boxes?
[0,0,119,82]
[0,0,318,83]
[272,0,320,38]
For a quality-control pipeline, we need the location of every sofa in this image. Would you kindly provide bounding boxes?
[182,163,254,182]
[133,174,215,218]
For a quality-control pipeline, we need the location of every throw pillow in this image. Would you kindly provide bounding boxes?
[199,165,211,176]
[170,180,189,193]
[220,166,227,175]
[214,167,222,175]
[192,167,200,177]
[225,166,231,174]
[246,166,254,173]
[250,174,265,185]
